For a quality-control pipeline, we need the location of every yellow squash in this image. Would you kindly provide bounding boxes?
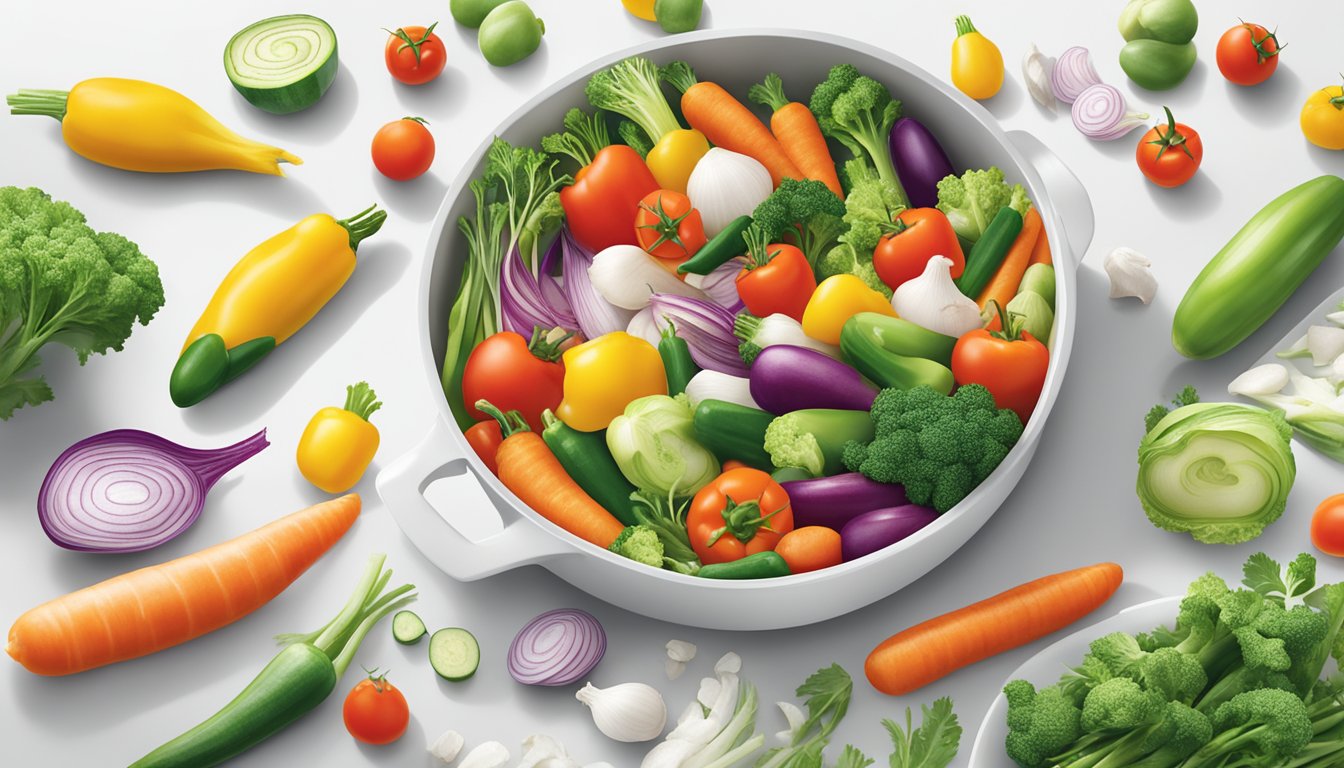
[1301,82,1344,151]
[802,274,897,346]
[297,382,383,493]
[6,77,301,174]
[556,332,667,432]
[950,15,1004,101]
[170,206,387,407]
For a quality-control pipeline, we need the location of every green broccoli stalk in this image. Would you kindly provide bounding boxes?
[0,186,165,419]
[764,408,875,478]
[585,56,682,146]
[843,384,1023,513]
[808,64,907,206]
[608,525,664,568]
[935,167,1031,244]
[616,119,653,158]
[750,178,846,268]
[1048,680,1207,768]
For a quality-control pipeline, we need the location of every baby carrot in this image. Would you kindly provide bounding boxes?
[978,205,1043,314]
[1028,223,1052,266]
[748,74,843,197]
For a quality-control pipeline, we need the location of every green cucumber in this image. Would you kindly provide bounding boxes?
[956,207,1023,298]
[392,611,426,645]
[428,628,480,681]
[225,15,338,114]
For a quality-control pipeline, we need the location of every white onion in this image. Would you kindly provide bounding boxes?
[686,148,772,238]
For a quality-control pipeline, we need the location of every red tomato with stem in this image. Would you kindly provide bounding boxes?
[688,468,794,565]
[1312,494,1344,557]
[1136,107,1203,188]
[634,190,707,261]
[372,117,435,181]
[873,208,965,290]
[343,670,409,745]
[1216,22,1282,86]
[736,225,816,321]
[951,304,1049,424]
[462,329,568,430]
[384,23,447,85]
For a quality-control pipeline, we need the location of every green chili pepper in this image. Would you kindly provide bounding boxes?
[697,551,792,579]
[677,215,752,275]
[839,313,956,393]
[541,410,639,525]
[658,323,699,396]
[691,399,775,471]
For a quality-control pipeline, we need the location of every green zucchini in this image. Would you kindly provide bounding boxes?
[429,628,480,681]
[392,610,426,644]
[697,551,792,579]
[692,399,775,471]
[956,207,1023,298]
[1173,176,1344,359]
[225,15,338,114]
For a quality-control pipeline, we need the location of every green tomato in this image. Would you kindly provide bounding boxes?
[450,0,510,28]
[1117,0,1198,44]
[1119,39,1197,90]
[478,1,545,67]
[654,0,703,34]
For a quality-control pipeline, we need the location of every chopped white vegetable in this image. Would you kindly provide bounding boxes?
[1327,310,1344,327]
[666,657,687,680]
[428,730,466,764]
[590,245,707,310]
[774,701,807,745]
[518,735,573,768]
[684,371,757,411]
[1103,247,1157,304]
[1306,325,1344,366]
[459,741,510,768]
[666,639,697,663]
[696,676,721,708]
[1229,364,1290,398]
[1022,43,1057,110]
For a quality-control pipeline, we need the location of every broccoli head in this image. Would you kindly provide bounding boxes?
[1191,688,1313,765]
[1125,703,1213,768]
[935,167,1031,244]
[843,384,1023,513]
[1084,632,1209,704]
[1003,680,1083,768]
[1080,678,1166,734]
[0,186,164,419]
[809,65,907,206]
[816,243,890,297]
[751,178,846,268]
[608,525,665,568]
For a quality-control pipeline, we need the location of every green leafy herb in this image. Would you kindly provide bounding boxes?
[884,697,962,768]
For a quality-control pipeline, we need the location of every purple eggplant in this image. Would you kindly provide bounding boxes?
[781,473,908,530]
[840,504,938,562]
[749,345,877,415]
[889,117,955,209]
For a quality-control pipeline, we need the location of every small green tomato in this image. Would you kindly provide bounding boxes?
[654,0,703,34]
[450,0,509,28]
[478,1,545,67]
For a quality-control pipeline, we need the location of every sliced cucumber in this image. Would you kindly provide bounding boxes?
[392,610,427,645]
[429,628,480,681]
[225,14,338,114]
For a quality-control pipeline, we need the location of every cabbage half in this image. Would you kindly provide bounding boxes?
[1136,402,1295,544]
[607,395,720,496]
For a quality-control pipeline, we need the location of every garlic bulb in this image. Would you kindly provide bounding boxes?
[1022,44,1057,110]
[428,730,465,764]
[458,740,511,768]
[576,681,667,743]
[891,256,983,337]
[687,148,772,237]
[1103,247,1157,304]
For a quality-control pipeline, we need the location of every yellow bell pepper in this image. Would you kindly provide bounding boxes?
[297,382,383,493]
[802,274,897,346]
[646,128,710,194]
[169,206,387,407]
[556,332,667,432]
[621,0,658,21]
[6,78,302,174]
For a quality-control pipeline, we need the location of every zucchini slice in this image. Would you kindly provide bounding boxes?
[429,628,480,681]
[225,14,338,114]
[392,610,427,645]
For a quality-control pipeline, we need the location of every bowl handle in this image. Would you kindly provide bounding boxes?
[1007,129,1095,271]
[376,418,571,581]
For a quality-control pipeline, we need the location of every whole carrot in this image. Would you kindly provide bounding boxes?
[865,562,1123,695]
[7,495,361,676]
[1028,222,1052,266]
[477,401,624,548]
[748,73,843,197]
[978,205,1044,315]
[662,61,801,187]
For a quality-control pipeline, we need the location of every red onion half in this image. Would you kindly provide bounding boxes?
[1051,46,1102,103]
[38,429,269,553]
[507,608,606,686]
[1071,84,1150,141]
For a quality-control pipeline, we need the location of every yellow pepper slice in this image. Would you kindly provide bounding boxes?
[556,332,667,432]
[297,382,382,493]
[802,274,897,346]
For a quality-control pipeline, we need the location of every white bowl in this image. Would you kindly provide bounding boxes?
[377,29,1095,631]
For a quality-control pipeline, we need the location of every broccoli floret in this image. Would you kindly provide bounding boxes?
[0,186,164,419]
[843,384,1023,513]
[617,119,652,158]
[585,56,681,145]
[1085,633,1209,705]
[765,408,874,477]
[608,525,664,568]
[751,178,846,268]
[541,107,611,168]
[1080,678,1166,734]
[935,167,1031,244]
[816,243,890,297]
[1058,654,1118,705]
[1004,681,1083,768]
[809,65,907,206]
[1125,703,1214,768]
[816,159,905,296]
[1188,689,1313,766]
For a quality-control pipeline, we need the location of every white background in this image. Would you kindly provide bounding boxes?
[3,1,1344,766]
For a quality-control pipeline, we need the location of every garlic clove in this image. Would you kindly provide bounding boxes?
[428,730,466,764]
[458,741,510,768]
[665,639,698,664]
[1103,247,1157,304]
[713,651,741,675]
[576,681,668,743]
[696,676,721,707]
[665,658,687,680]
[1023,43,1057,111]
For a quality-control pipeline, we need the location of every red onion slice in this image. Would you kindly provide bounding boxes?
[1051,46,1102,103]
[1072,84,1150,141]
[37,429,268,553]
[507,608,606,686]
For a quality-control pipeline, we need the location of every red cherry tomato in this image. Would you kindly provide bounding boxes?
[1312,494,1344,557]
[372,117,435,181]
[736,242,816,322]
[384,23,446,85]
[1216,22,1281,86]
[634,190,707,262]
[1136,107,1203,188]
[343,672,409,745]
[461,330,567,431]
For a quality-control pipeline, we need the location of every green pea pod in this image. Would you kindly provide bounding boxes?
[1119,39,1197,91]
[839,313,956,393]
[1017,263,1056,311]
[658,324,699,396]
[697,551,791,579]
[1173,176,1344,360]
[1118,0,1198,44]
[540,410,639,525]
[692,399,775,471]
[678,215,751,275]
[169,334,275,408]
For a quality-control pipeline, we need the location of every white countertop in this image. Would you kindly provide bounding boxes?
[4,1,1343,765]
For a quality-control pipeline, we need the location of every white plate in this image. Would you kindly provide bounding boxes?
[967,596,1182,767]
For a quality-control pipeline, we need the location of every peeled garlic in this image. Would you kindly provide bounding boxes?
[576,681,668,743]
[1022,44,1057,110]
[1103,247,1157,304]
[428,730,465,764]
[458,740,510,768]
[665,639,697,679]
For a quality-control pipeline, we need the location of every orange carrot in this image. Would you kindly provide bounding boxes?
[721,459,750,472]
[7,495,361,676]
[865,562,1123,695]
[1029,222,1052,266]
[481,402,623,549]
[748,74,843,197]
[978,205,1043,313]
[662,61,801,187]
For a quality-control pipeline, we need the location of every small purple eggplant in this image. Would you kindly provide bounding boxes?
[781,473,908,530]
[889,117,955,209]
[840,504,938,562]
[749,345,877,415]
